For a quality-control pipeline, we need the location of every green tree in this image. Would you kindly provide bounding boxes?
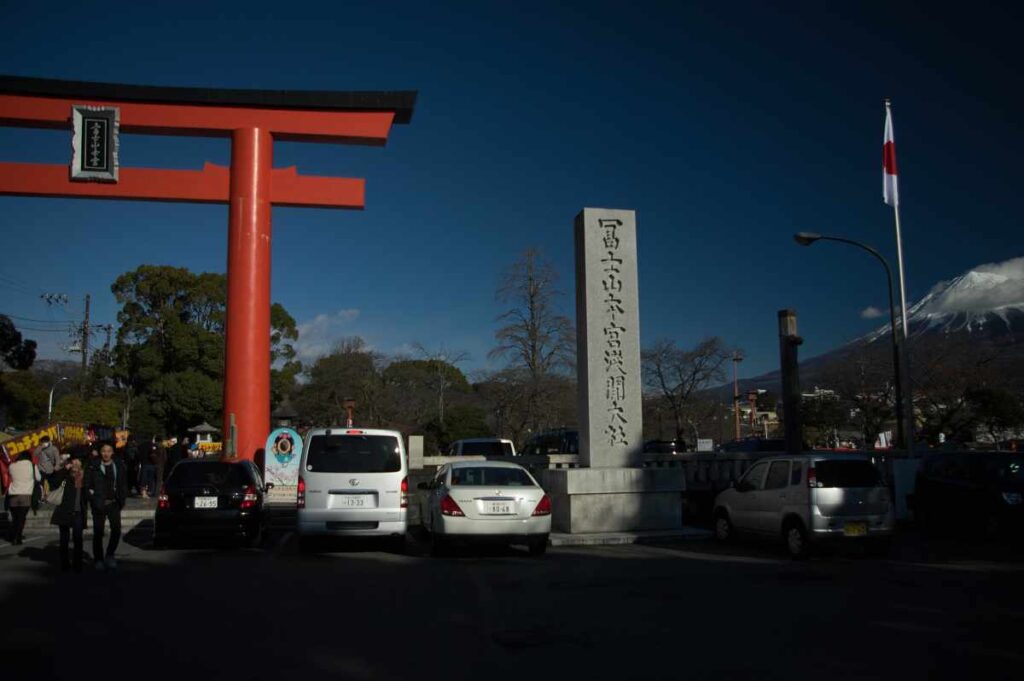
[111,265,299,436]
[0,370,47,429]
[293,337,383,426]
[802,396,848,448]
[0,315,37,370]
[52,394,123,425]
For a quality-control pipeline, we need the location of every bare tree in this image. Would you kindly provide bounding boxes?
[489,249,575,433]
[641,337,733,446]
[412,342,469,424]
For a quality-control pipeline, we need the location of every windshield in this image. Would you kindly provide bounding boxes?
[306,435,401,473]
[451,467,535,487]
[459,441,513,456]
[168,463,251,489]
[814,460,882,488]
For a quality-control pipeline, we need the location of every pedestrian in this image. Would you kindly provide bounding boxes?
[6,450,40,545]
[84,443,127,570]
[34,436,60,491]
[164,437,181,480]
[125,436,140,496]
[49,457,87,572]
[139,436,157,498]
[154,437,167,493]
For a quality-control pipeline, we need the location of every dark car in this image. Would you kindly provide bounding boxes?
[914,451,1024,538]
[155,459,269,547]
[521,429,579,456]
[643,440,684,455]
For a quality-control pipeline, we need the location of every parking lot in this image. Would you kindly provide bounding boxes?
[2,521,1022,680]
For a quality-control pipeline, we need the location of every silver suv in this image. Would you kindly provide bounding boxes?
[713,454,894,558]
[296,427,408,552]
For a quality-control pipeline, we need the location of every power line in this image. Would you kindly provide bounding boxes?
[0,312,73,324]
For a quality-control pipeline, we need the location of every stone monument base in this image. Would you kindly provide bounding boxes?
[536,468,686,534]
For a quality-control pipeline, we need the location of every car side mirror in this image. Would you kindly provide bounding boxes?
[417,482,430,491]
[735,480,749,493]
[265,483,275,490]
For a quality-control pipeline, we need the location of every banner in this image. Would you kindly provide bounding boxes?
[264,427,302,505]
[1,423,130,461]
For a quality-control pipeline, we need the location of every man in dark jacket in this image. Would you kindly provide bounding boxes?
[84,443,127,571]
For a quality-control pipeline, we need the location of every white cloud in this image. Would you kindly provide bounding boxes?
[294,309,360,363]
[860,306,884,320]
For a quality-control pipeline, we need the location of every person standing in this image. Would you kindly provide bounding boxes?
[139,437,157,498]
[49,457,87,572]
[34,436,60,491]
[154,438,167,493]
[6,451,40,545]
[85,443,127,570]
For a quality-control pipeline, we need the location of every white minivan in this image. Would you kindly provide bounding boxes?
[297,427,408,551]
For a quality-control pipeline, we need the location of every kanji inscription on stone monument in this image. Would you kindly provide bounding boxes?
[575,208,643,467]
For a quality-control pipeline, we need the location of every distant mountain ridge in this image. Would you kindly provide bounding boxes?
[722,256,1024,397]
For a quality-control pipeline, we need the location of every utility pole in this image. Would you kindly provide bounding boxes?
[778,310,803,456]
[80,294,91,394]
[732,351,743,441]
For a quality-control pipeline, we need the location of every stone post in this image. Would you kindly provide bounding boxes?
[778,309,803,456]
[575,208,643,467]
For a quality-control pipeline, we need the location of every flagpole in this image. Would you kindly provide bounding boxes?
[886,98,915,453]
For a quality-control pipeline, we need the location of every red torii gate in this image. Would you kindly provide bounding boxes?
[0,75,415,460]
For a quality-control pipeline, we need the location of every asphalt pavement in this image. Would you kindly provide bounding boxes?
[2,523,1022,680]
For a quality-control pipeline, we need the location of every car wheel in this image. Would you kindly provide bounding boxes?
[430,532,449,557]
[784,520,810,560]
[528,536,548,557]
[245,523,264,549]
[389,535,406,555]
[714,511,734,543]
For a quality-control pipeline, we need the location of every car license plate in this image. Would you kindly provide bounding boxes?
[340,495,369,508]
[485,501,514,515]
[843,522,867,537]
[194,496,218,509]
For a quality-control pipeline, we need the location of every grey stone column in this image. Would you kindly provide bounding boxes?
[575,208,643,468]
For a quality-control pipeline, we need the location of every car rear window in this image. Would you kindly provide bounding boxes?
[460,441,513,457]
[814,460,882,488]
[306,435,401,473]
[168,463,250,489]
[451,467,535,487]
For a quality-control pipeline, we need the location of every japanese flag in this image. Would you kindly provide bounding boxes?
[883,104,899,207]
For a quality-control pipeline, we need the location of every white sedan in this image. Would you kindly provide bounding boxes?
[419,460,551,556]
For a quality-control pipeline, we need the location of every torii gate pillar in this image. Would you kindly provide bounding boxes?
[0,76,416,460]
[225,127,273,458]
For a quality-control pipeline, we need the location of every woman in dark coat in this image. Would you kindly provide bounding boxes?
[50,457,88,572]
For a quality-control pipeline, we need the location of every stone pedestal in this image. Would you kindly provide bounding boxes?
[407,435,424,470]
[537,467,686,534]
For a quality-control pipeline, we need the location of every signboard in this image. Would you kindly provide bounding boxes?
[71,105,119,182]
[0,422,128,461]
[264,427,302,505]
[696,438,714,452]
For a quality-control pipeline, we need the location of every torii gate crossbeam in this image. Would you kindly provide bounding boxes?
[0,76,416,460]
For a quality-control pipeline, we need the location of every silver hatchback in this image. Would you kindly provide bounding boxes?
[713,454,894,558]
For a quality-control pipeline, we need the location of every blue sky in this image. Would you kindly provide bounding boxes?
[0,1,1021,379]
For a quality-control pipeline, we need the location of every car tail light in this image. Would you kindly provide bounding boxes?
[532,494,552,516]
[807,467,819,488]
[240,485,257,510]
[158,486,169,510]
[297,476,306,509]
[440,494,464,517]
[346,429,364,435]
[400,476,409,508]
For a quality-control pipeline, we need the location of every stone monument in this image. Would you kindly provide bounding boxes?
[575,208,644,467]
[537,208,686,534]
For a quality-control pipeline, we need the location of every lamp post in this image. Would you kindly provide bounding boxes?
[793,232,911,450]
[732,351,743,441]
[47,376,68,422]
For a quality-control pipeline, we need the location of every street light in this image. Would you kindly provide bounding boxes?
[793,232,912,450]
[47,376,68,422]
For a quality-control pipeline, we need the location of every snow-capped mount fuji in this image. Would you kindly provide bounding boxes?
[864,257,1024,344]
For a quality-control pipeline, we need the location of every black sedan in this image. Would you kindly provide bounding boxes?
[154,459,270,547]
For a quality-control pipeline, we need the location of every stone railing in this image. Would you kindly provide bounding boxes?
[419,454,580,471]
